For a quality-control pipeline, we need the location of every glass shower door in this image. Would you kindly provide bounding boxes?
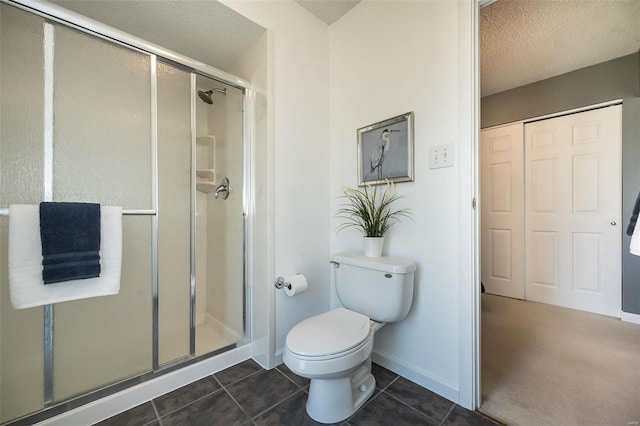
[157,61,191,366]
[0,5,47,421]
[0,3,248,422]
[51,24,153,401]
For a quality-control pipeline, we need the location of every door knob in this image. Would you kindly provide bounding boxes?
[610,221,617,226]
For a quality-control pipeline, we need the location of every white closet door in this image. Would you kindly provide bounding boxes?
[525,105,621,317]
[481,123,525,299]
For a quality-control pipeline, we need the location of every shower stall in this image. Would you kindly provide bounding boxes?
[0,2,251,424]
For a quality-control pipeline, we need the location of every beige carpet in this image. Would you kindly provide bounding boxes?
[479,294,640,426]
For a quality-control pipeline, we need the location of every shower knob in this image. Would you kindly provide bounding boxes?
[214,177,230,200]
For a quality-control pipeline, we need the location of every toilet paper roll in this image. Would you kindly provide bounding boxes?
[285,274,308,296]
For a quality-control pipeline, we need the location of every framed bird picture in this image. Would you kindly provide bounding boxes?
[357,111,414,186]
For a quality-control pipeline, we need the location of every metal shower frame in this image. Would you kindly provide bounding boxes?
[0,0,256,422]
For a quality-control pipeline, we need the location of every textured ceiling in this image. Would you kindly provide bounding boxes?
[50,0,639,96]
[481,0,640,97]
[295,0,361,25]
[51,0,265,74]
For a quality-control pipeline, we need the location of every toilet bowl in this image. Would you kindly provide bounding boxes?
[284,308,380,423]
[283,253,415,424]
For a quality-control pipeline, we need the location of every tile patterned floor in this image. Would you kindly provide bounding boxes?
[95,360,499,426]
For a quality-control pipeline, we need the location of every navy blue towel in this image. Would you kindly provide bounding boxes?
[39,202,101,284]
[627,191,640,237]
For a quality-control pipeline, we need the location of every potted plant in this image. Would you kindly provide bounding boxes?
[336,181,411,257]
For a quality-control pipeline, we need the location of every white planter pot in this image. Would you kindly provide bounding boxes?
[363,237,384,257]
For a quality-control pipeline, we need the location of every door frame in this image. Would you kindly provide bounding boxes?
[470,5,623,402]
[466,0,625,410]
[457,0,481,409]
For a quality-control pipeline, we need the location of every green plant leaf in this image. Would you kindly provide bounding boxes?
[335,181,412,237]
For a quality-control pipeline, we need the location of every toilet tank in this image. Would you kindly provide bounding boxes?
[332,252,416,323]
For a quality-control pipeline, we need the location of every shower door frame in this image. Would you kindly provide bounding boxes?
[0,0,258,423]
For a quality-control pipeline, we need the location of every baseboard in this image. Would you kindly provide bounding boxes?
[274,347,284,366]
[36,345,252,426]
[273,347,459,403]
[621,311,640,325]
[371,350,459,404]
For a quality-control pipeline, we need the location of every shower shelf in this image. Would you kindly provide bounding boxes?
[196,169,215,179]
[196,182,216,193]
[196,135,215,145]
[196,135,216,194]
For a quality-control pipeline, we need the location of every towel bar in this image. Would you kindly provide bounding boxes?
[0,208,156,216]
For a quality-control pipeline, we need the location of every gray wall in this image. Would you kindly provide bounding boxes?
[481,52,640,315]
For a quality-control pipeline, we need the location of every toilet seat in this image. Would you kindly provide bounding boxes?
[286,308,370,358]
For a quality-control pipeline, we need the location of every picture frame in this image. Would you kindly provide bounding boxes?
[357,111,414,186]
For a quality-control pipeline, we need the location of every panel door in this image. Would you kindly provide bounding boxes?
[524,105,621,317]
[481,123,525,299]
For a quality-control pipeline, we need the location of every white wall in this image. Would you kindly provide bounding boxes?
[228,31,273,366]
[224,0,477,406]
[222,1,331,359]
[330,1,470,402]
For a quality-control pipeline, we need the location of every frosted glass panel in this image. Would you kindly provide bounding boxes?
[52,25,152,209]
[0,5,45,206]
[0,5,46,422]
[157,62,191,364]
[53,216,152,401]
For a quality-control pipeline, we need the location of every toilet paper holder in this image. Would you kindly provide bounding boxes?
[274,277,292,290]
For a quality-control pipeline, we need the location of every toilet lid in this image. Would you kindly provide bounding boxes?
[286,308,371,357]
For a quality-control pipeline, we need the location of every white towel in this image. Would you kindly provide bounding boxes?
[8,205,122,309]
[631,219,640,257]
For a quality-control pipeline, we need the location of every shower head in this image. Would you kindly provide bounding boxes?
[197,88,227,105]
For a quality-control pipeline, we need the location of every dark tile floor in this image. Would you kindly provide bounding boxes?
[95,360,500,426]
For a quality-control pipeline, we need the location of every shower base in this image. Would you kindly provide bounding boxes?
[195,314,240,356]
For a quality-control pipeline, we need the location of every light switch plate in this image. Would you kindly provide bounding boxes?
[429,144,454,169]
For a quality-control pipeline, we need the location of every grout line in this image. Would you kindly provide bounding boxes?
[249,388,305,421]
[221,385,257,424]
[150,400,162,426]
[380,390,445,425]
[344,388,381,423]
[212,373,224,388]
[154,387,225,419]
[439,403,456,425]
[274,366,307,390]
[377,375,399,392]
[342,372,398,423]
[219,368,263,388]
[223,367,303,421]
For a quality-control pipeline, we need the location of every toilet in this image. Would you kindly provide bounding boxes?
[283,252,416,424]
